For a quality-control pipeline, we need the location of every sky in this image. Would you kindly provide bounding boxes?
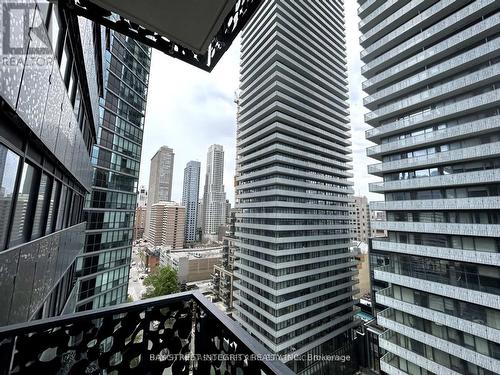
[139,2,380,205]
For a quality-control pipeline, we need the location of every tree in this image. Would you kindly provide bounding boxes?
[142,266,180,299]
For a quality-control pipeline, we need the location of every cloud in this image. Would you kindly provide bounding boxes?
[140,3,381,204]
[140,43,240,204]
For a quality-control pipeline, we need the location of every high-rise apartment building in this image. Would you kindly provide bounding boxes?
[350,195,370,243]
[225,199,232,224]
[145,146,175,236]
[137,185,148,207]
[133,186,147,240]
[0,3,100,324]
[360,1,500,374]
[234,0,358,372]
[76,28,151,311]
[202,144,227,242]
[182,161,201,243]
[148,202,185,249]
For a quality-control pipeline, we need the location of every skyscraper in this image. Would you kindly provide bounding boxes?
[234,0,358,371]
[182,161,201,244]
[359,1,500,374]
[137,185,148,207]
[0,4,100,323]
[145,146,175,236]
[76,28,151,311]
[202,144,227,242]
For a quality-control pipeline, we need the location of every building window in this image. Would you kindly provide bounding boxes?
[46,180,61,234]
[9,162,40,247]
[0,144,20,250]
[32,173,51,240]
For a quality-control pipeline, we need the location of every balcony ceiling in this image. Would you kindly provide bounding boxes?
[89,0,236,54]
[63,0,263,71]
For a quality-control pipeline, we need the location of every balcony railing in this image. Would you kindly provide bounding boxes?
[374,264,500,309]
[364,37,500,107]
[371,238,500,266]
[0,223,86,326]
[368,168,500,193]
[362,13,500,92]
[362,0,497,75]
[377,286,500,344]
[0,291,293,375]
[366,115,500,157]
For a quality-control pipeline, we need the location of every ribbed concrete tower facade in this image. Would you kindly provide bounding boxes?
[359,1,500,374]
[234,0,358,368]
[182,161,201,243]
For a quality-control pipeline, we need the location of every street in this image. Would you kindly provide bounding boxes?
[127,246,147,301]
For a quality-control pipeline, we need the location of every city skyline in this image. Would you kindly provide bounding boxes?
[138,1,376,205]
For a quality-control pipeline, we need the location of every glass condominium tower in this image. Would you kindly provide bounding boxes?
[359,1,500,374]
[234,0,358,371]
[75,29,151,311]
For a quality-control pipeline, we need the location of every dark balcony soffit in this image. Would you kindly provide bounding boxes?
[58,0,264,72]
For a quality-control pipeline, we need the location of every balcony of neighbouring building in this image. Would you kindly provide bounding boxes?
[368,168,500,193]
[366,116,500,159]
[370,238,500,266]
[378,330,463,375]
[376,287,500,344]
[0,291,293,375]
[377,308,500,373]
[374,264,500,310]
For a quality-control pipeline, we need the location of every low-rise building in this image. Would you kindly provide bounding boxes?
[353,241,370,299]
[160,246,222,283]
[211,210,237,310]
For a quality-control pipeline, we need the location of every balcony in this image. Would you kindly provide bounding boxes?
[378,308,500,373]
[370,220,500,238]
[367,62,500,124]
[371,239,500,266]
[366,116,500,158]
[368,168,500,193]
[0,291,293,375]
[368,141,500,175]
[376,287,500,344]
[360,0,431,45]
[0,223,86,326]
[358,0,403,33]
[374,264,500,309]
[362,0,499,76]
[362,13,500,93]
[370,196,500,211]
[364,37,500,108]
[379,330,461,375]
[366,89,500,141]
[361,0,463,61]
